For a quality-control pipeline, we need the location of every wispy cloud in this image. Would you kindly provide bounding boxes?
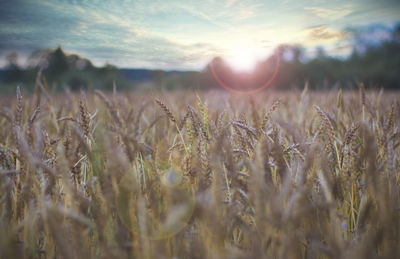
[306,25,346,41]
[225,0,239,8]
[304,5,354,20]
[235,3,263,20]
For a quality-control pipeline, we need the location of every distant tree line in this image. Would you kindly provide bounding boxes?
[202,23,400,91]
[0,46,130,93]
[1,23,399,92]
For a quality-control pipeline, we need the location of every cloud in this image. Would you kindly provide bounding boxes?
[0,0,263,69]
[67,31,223,69]
[1,0,399,69]
[235,3,263,20]
[306,25,346,41]
[225,0,239,8]
[304,5,354,20]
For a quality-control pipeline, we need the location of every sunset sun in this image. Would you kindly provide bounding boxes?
[226,48,258,72]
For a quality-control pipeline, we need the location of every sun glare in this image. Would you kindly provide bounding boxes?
[226,48,258,72]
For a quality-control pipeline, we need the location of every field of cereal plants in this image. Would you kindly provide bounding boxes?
[0,84,399,259]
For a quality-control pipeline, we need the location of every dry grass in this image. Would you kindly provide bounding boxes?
[0,84,399,259]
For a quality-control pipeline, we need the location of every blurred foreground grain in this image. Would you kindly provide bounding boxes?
[0,86,399,259]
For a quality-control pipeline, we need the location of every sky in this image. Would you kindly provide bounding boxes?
[0,0,399,70]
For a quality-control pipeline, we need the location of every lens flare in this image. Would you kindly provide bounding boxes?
[116,167,195,240]
[210,52,280,94]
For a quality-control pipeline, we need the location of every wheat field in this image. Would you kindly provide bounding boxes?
[0,84,399,259]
